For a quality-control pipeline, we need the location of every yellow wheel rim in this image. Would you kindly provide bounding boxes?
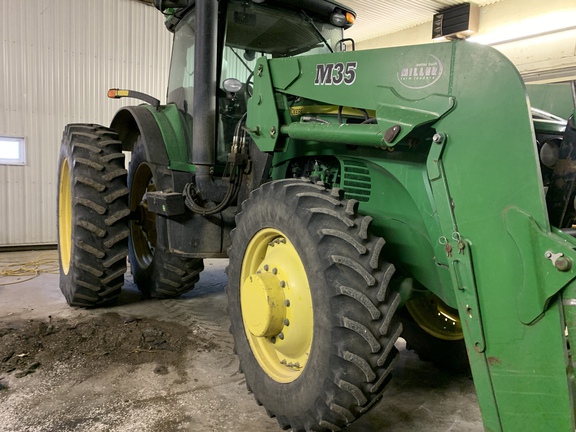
[241,228,313,383]
[130,162,156,269]
[406,293,464,341]
[58,159,72,275]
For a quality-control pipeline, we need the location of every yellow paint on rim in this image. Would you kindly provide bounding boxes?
[58,158,72,275]
[240,228,313,383]
[406,293,464,341]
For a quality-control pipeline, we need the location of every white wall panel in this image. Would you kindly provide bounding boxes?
[0,0,172,246]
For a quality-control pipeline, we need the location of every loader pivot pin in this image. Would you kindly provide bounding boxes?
[545,250,572,272]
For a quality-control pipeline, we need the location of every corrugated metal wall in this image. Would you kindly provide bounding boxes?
[0,0,172,246]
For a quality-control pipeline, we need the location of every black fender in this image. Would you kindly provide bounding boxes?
[110,106,170,168]
[110,106,228,257]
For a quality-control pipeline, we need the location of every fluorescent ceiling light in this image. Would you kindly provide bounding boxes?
[470,9,576,45]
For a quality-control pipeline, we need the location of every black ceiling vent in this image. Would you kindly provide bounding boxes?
[432,3,479,40]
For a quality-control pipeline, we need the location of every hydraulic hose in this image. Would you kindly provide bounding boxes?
[183,115,248,216]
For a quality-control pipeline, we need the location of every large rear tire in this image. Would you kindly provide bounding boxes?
[127,138,203,298]
[57,124,129,307]
[227,179,402,431]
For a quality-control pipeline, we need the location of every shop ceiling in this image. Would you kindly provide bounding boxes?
[334,0,501,42]
[134,0,502,42]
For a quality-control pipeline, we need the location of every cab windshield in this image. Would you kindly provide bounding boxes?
[167,1,344,104]
[225,1,343,57]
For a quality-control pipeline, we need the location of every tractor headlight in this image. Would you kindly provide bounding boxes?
[330,12,347,27]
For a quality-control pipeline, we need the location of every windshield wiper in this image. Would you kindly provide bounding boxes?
[301,11,333,54]
[230,48,253,73]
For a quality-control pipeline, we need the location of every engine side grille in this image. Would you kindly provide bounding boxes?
[341,159,371,202]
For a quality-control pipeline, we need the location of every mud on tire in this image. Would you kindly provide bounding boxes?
[57,124,129,307]
[227,179,403,431]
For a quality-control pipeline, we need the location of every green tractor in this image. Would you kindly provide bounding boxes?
[57,0,576,430]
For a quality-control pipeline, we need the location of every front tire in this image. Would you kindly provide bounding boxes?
[227,179,402,431]
[127,138,203,298]
[57,124,129,307]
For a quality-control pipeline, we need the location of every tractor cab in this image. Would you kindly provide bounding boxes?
[167,1,351,119]
[158,0,355,168]
[146,0,355,215]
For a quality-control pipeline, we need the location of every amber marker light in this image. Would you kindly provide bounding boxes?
[107,89,130,98]
[346,12,355,24]
[105,88,160,108]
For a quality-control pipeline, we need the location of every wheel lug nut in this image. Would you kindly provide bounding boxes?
[271,336,276,344]
[284,319,290,326]
[278,332,284,340]
[280,281,286,288]
[263,264,269,271]
[272,268,277,275]
[284,299,290,307]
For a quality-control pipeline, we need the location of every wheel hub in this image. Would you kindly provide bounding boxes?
[242,272,285,337]
[240,229,313,383]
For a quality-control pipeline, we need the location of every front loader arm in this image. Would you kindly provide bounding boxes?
[247,40,576,431]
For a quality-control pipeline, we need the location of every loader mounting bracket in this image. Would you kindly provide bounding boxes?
[506,207,576,324]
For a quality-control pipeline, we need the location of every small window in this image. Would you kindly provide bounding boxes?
[0,137,26,165]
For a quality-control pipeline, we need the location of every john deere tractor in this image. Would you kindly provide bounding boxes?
[57,0,576,430]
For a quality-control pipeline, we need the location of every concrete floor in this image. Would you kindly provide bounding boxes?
[0,250,484,432]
